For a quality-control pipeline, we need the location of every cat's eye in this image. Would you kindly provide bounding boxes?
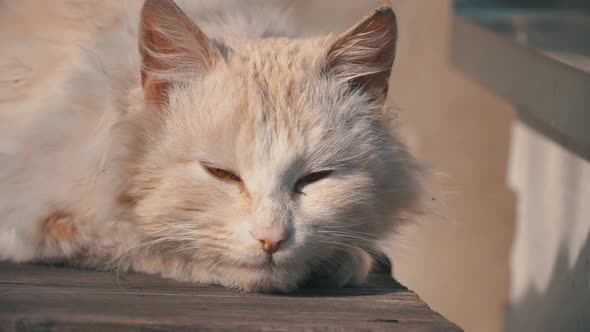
[206,167,241,182]
[294,170,333,194]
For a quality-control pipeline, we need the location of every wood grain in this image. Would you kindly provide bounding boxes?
[0,262,461,331]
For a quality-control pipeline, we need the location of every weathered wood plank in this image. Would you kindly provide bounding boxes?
[0,263,461,332]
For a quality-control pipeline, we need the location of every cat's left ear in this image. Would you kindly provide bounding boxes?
[324,7,397,105]
[139,0,222,107]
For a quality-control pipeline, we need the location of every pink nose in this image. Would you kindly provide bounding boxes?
[252,228,289,254]
[258,238,284,254]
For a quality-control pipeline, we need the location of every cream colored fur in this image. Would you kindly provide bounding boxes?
[0,0,423,292]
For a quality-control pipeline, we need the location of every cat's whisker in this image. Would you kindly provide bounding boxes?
[313,239,383,257]
[310,254,340,277]
[110,233,195,267]
[322,222,366,228]
[315,233,382,248]
[159,243,201,257]
[317,230,378,239]
[208,254,234,272]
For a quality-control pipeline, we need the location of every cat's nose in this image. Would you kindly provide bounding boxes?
[258,238,284,254]
[252,228,289,254]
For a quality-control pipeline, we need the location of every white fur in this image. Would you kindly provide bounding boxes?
[0,0,423,292]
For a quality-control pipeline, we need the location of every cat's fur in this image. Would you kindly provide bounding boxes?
[0,0,423,292]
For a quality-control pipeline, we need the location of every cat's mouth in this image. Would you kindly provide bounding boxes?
[208,253,303,272]
[242,255,285,269]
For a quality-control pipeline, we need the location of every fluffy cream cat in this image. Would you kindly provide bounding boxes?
[0,0,423,292]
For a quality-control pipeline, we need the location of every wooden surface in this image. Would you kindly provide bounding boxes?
[0,262,461,332]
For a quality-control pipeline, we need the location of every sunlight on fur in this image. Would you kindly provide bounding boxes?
[0,0,424,292]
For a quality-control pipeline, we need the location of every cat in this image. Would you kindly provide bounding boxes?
[0,0,424,292]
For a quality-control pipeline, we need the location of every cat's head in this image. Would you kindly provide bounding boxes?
[125,0,423,292]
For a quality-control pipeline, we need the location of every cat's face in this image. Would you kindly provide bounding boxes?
[127,0,422,291]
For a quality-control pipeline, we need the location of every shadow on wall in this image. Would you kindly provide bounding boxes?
[505,230,590,332]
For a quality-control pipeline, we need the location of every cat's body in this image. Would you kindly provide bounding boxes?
[0,0,423,292]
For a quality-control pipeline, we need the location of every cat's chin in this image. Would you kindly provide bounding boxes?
[212,247,373,292]
[208,258,309,293]
[216,266,307,293]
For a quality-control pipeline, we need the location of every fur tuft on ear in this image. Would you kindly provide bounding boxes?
[139,0,222,106]
[324,6,397,104]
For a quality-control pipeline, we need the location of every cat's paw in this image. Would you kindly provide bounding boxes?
[309,248,372,288]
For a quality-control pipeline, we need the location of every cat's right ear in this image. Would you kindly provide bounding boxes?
[139,0,222,107]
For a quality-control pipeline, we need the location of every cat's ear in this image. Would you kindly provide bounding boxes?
[324,7,397,104]
[139,0,222,106]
